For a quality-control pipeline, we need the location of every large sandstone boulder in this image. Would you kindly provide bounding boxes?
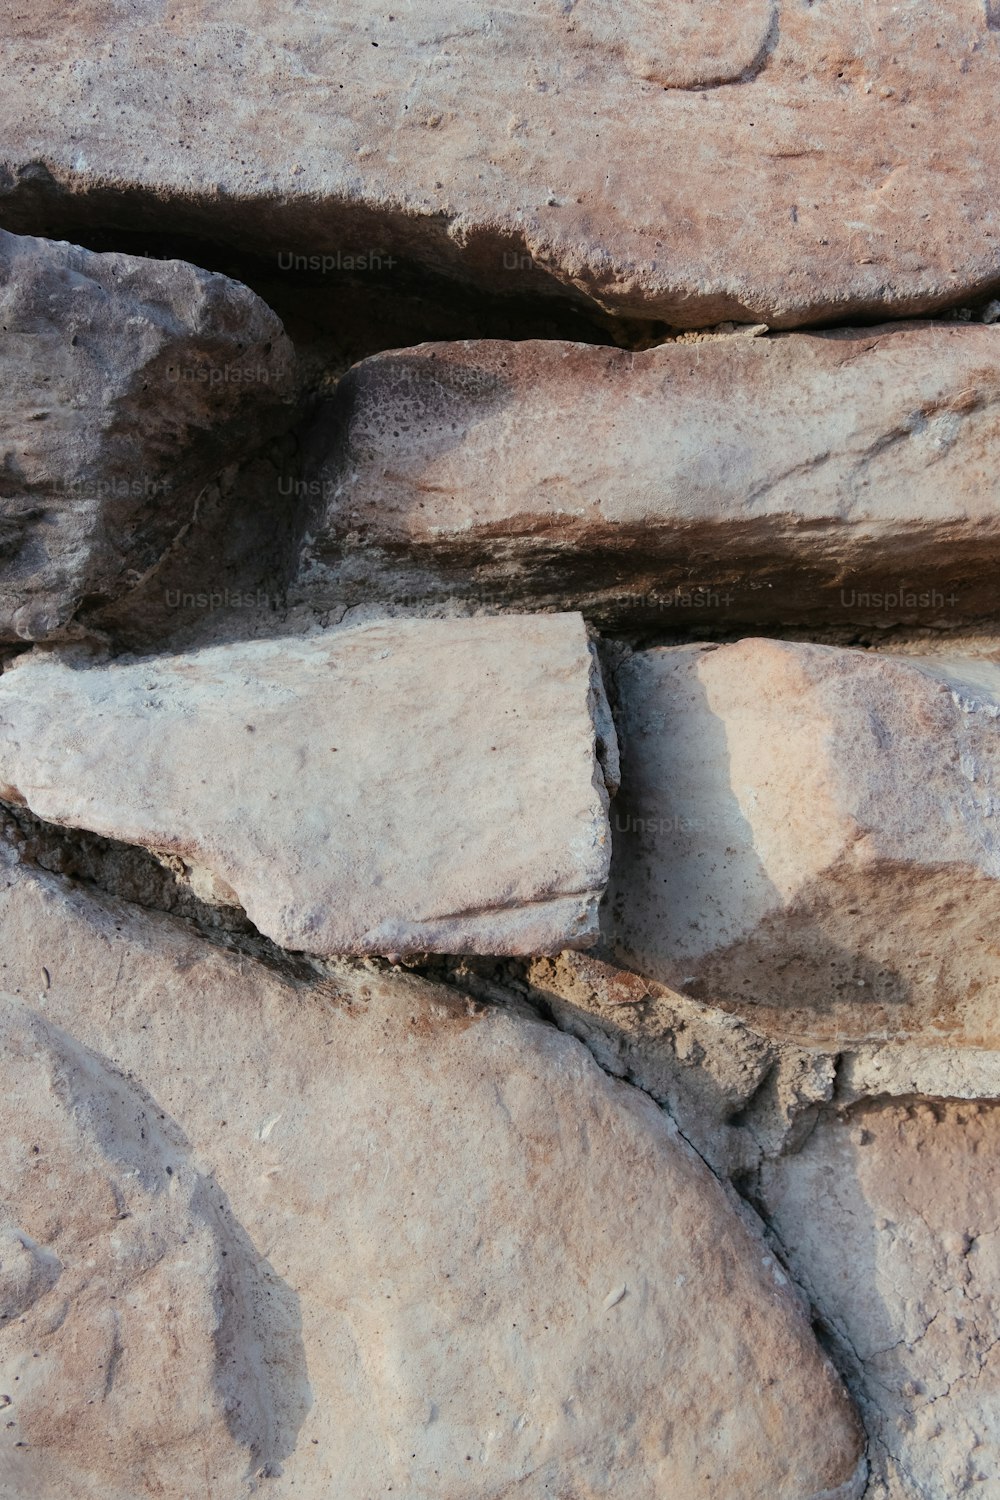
[0,847,866,1500]
[0,228,296,643]
[2,3,1000,326]
[605,640,1000,1035]
[291,326,1000,626]
[759,1100,1000,1500]
[0,614,617,956]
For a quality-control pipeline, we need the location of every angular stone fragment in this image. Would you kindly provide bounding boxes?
[291,327,1000,626]
[2,4,1000,326]
[0,228,296,643]
[0,614,615,956]
[760,1100,1000,1500]
[605,640,1000,1032]
[0,849,866,1500]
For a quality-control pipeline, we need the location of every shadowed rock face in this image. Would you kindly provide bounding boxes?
[0,851,867,1500]
[605,640,1000,1036]
[1,2,999,326]
[0,229,297,644]
[0,614,617,957]
[290,327,1000,627]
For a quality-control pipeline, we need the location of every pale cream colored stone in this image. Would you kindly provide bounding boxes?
[0,615,615,956]
[0,849,866,1499]
[0,996,304,1500]
[606,640,1000,1041]
[760,1100,1000,1499]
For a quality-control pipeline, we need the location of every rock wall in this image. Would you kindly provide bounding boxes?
[2,15,1000,1498]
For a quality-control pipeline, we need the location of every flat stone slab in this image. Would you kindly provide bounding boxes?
[605,639,1000,1032]
[0,848,866,1500]
[0,615,616,956]
[291,325,1000,627]
[0,228,296,643]
[1,4,999,326]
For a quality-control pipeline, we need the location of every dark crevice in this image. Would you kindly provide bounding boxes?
[2,191,998,366]
[0,800,322,985]
[0,210,655,365]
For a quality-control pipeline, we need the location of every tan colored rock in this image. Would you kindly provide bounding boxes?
[759,1100,1000,1499]
[2,4,1000,326]
[0,997,305,1500]
[522,952,1000,1181]
[0,846,866,1500]
[0,228,296,643]
[0,615,616,956]
[605,640,1000,1038]
[292,326,1000,626]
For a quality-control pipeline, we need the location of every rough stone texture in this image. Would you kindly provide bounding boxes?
[759,1100,1000,1499]
[0,228,296,643]
[0,614,616,956]
[0,848,866,1500]
[291,326,1000,627]
[0,997,303,1500]
[605,640,1000,1038]
[2,4,1000,326]
[524,951,837,1177]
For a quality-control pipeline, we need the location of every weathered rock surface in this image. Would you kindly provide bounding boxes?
[0,614,616,956]
[0,229,296,644]
[0,996,304,1500]
[524,951,839,1177]
[2,4,1000,326]
[0,847,867,1500]
[759,1100,1000,1499]
[291,326,1000,626]
[605,640,1000,1034]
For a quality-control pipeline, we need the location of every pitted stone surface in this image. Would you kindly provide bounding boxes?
[291,326,1000,626]
[0,849,866,1500]
[760,1100,1000,1499]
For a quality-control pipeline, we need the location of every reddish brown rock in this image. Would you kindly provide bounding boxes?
[605,639,1000,1036]
[2,3,1000,326]
[291,326,1000,626]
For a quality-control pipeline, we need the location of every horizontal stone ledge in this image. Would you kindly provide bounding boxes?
[290,324,1000,627]
[2,1,999,327]
[0,614,617,957]
[0,228,298,644]
[604,638,1000,1036]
